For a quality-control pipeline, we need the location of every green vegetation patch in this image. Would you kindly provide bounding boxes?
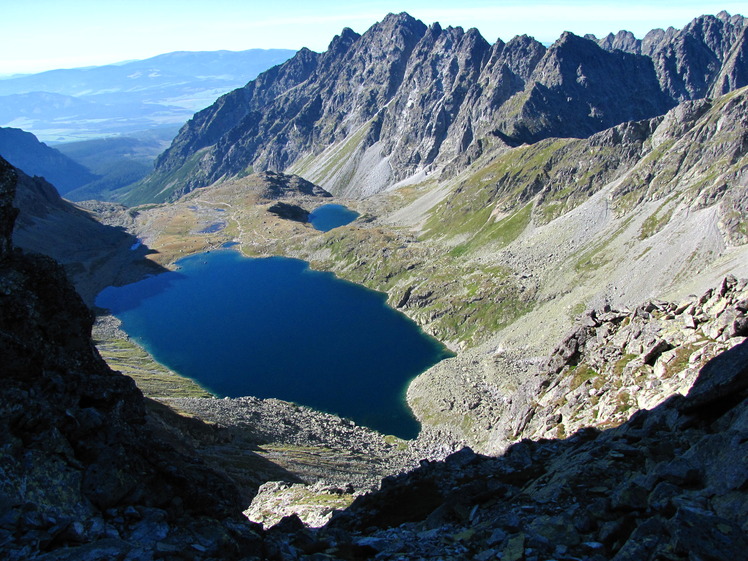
[447,203,533,256]
[409,264,535,346]
[639,195,677,240]
[310,223,536,347]
[662,342,703,379]
[95,336,212,398]
[568,363,599,391]
[613,353,639,377]
[120,148,212,206]
[424,139,571,242]
[424,135,631,254]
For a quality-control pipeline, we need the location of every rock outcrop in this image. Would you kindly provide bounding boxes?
[132,11,747,203]
[591,10,748,99]
[507,276,748,445]
[407,270,748,450]
[0,156,263,560]
[304,339,747,560]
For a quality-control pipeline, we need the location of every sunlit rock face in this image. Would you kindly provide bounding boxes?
[140,12,747,203]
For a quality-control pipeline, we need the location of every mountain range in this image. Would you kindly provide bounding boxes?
[0,50,295,200]
[129,10,748,204]
[0,48,295,143]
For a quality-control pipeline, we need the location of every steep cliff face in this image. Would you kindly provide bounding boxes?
[132,11,747,203]
[0,157,262,560]
[592,11,748,98]
[494,32,672,143]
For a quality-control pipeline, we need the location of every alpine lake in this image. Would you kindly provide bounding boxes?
[308,203,360,232]
[97,206,452,439]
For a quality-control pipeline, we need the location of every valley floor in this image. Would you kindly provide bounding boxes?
[86,163,748,528]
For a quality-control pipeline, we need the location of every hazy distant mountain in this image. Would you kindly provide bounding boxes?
[0,91,190,142]
[0,49,295,142]
[0,127,97,194]
[55,129,178,201]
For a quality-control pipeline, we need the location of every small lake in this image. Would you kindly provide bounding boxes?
[309,204,359,231]
[96,250,451,438]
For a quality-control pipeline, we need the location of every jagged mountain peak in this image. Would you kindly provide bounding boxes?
[326,27,361,53]
[359,11,427,52]
[588,29,640,54]
[379,11,426,31]
[132,10,748,204]
[459,25,491,51]
[487,34,546,81]
[552,29,588,45]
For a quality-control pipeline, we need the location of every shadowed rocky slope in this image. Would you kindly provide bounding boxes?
[305,339,748,561]
[10,163,165,305]
[130,11,747,203]
[2,151,747,559]
[0,157,263,560]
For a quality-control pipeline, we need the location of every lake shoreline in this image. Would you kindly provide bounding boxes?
[95,248,452,439]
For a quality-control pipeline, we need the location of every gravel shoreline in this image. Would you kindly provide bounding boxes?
[162,394,465,492]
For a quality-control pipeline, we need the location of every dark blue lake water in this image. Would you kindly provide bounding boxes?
[309,204,359,231]
[96,250,451,438]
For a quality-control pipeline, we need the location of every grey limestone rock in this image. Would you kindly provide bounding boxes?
[141,11,748,203]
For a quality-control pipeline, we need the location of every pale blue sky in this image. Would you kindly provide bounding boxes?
[1,1,743,75]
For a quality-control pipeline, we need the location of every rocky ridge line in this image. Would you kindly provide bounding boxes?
[133,11,747,203]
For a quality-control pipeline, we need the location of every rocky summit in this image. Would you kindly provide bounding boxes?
[129,11,747,203]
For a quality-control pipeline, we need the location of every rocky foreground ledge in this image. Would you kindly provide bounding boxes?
[162,394,465,529]
[258,338,748,560]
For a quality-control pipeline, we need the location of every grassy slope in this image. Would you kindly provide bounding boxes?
[88,90,748,461]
